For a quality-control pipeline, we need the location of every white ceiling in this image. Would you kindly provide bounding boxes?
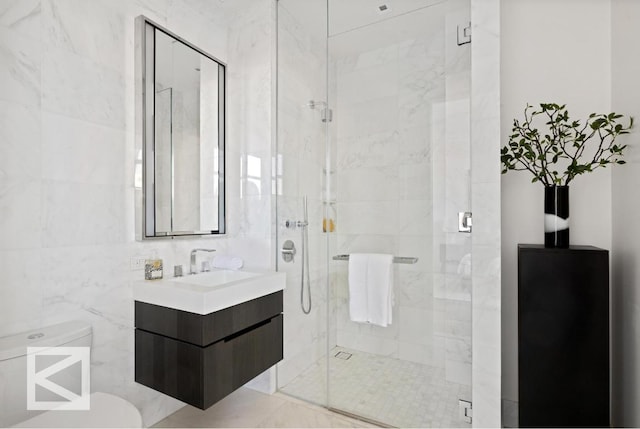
[329,0,444,36]
[279,0,444,40]
[330,2,446,58]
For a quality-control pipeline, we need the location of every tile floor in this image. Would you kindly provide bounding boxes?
[152,387,379,428]
[280,347,472,428]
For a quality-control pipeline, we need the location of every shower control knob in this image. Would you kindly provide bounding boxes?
[281,240,296,263]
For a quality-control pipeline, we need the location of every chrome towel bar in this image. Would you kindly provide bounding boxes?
[332,254,418,264]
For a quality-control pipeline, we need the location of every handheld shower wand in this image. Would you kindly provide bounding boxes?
[300,196,311,314]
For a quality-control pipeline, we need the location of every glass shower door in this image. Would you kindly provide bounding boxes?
[325,1,472,427]
[275,0,473,427]
[275,0,330,408]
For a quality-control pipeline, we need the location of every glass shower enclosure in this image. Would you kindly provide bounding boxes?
[275,1,472,427]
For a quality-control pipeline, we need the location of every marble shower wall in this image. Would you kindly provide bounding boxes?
[0,0,275,426]
[330,0,472,387]
[275,1,331,392]
[470,0,501,425]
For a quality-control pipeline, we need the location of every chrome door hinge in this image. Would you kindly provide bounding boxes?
[458,211,472,233]
[459,399,472,423]
[321,108,333,123]
[457,22,471,45]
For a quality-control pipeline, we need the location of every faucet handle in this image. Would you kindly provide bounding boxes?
[190,248,217,275]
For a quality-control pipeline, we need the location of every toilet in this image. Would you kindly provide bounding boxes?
[0,321,142,428]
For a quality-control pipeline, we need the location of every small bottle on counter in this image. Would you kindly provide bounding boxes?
[145,259,163,280]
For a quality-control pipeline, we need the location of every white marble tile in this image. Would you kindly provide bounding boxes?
[0,100,40,180]
[445,337,471,363]
[226,195,272,239]
[166,2,228,60]
[337,131,401,170]
[335,233,398,258]
[0,249,43,337]
[398,199,433,236]
[399,336,446,367]
[337,201,398,236]
[277,346,325,392]
[395,270,432,308]
[470,0,502,424]
[281,346,468,427]
[0,26,40,107]
[337,63,399,105]
[0,177,41,250]
[0,0,41,38]
[337,95,399,138]
[42,0,126,73]
[398,305,435,346]
[337,332,398,358]
[396,235,434,273]
[445,298,471,322]
[445,359,471,386]
[39,244,130,321]
[41,46,126,129]
[399,161,432,199]
[336,166,399,202]
[433,273,471,302]
[41,112,126,186]
[470,182,501,247]
[41,182,127,247]
[354,44,398,71]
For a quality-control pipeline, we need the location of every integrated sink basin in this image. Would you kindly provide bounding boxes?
[173,270,260,287]
[133,268,286,315]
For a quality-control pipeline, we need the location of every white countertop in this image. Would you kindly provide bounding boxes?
[133,268,286,315]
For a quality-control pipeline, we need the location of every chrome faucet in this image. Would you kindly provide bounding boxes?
[190,248,216,274]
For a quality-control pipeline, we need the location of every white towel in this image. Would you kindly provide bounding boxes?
[211,255,244,270]
[348,253,394,327]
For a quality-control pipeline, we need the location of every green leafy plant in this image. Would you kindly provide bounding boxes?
[501,103,633,185]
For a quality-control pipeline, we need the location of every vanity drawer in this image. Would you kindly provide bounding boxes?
[135,290,283,346]
[135,313,283,409]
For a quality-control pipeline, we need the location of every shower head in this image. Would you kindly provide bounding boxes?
[307,100,327,110]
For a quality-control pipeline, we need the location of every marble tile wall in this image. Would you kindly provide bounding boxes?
[0,0,275,426]
[470,0,501,426]
[330,0,472,387]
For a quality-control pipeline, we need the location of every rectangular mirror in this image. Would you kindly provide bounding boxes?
[139,16,225,239]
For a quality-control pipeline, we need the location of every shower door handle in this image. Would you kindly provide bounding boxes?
[458,212,472,233]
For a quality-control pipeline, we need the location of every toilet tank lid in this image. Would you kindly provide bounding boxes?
[0,321,92,362]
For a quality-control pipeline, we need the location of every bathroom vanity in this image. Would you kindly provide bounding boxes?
[133,270,285,409]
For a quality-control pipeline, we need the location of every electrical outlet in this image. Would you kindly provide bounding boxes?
[130,258,146,271]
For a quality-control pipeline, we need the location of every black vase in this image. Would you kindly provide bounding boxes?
[544,186,569,248]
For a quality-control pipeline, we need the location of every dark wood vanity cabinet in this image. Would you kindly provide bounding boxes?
[134,291,283,409]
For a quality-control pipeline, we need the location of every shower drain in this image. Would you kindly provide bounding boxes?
[334,351,352,360]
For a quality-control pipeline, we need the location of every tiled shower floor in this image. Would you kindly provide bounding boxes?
[280,347,472,428]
